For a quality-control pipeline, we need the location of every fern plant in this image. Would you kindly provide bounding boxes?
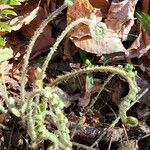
[0,0,140,149]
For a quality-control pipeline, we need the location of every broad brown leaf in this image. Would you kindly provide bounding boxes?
[10,2,40,31]
[71,29,126,55]
[67,0,126,55]
[128,29,150,58]
[67,0,102,39]
[105,0,138,40]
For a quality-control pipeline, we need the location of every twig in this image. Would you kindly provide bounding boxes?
[108,137,113,150]
[88,74,115,109]
[7,118,16,150]
[72,142,98,150]
[122,124,130,150]
[138,133,150,140]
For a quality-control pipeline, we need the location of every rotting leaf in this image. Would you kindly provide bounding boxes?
[0,61,20,90]
[127,28,150,58]
[118,140,139,150]
[21,5,55,59]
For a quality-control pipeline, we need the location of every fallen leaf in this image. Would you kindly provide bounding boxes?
[10,3,40,31]
[21,6,55,59]
[89,0,110,18]
[71,29,126,55]
[105,0,138,40]
[9,0,55,59]
[128,0,150,59]
[127,29,150,58]
[79,91,91,107]
[0,61,20,90]
[142,0,150,13]
[139,122,150,134]
[67,0,102,39]
[105,128,123,142]
[67,0,126,55]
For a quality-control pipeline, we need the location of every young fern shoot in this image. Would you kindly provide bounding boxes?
[20,0,73,113]
[49,65,139,127]
[40,14,107,80]
[17,0,139,148]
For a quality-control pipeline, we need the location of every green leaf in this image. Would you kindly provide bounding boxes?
[0,22,11,32]
[0,48,13,63]
[136,10,150,36]
[80,51,93,90]
[0,36,5,46]
[80,51,92,67]
[37,104,46,113]
[86,73,93,90]
[34,124,43,133]
[0,9,17,16]
[0,0,21,5]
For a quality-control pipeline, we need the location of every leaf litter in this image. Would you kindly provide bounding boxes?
[0,0,150,149]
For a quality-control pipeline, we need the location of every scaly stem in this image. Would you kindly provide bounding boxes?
[49,66,139,127]
[41,18,89,80]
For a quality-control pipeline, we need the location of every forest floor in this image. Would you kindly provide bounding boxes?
[0,0,150,149]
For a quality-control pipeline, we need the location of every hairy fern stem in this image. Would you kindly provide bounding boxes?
[20,3,69,113]
[49,66,139,127]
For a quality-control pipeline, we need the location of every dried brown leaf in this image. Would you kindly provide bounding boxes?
[89,0,110,18]
[0,61,20,90]
[142,0,150,13]
[10,4,40,31]
[128,29,150,58]
[105,128,123,142]
[71,29,126,55]
[78,91,91,107]
[67,0,126,55]
[105,0,138,40]
[21,6,55,59]
[67,0,102,38]
[125,3,150,58]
